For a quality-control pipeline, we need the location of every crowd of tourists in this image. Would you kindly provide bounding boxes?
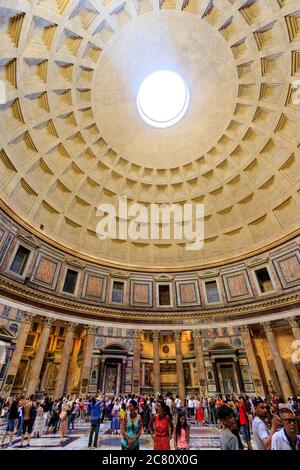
[0,392,299,450]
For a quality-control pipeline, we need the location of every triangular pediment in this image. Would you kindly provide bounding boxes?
[17,233,40,249]
[0,324,16,341]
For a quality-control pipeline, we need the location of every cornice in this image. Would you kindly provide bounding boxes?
[0,276,299,324]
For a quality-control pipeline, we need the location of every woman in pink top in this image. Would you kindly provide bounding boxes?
[174,412,190,450]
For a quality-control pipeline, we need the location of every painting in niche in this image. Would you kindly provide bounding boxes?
[105,365,117,394]
[91,369,97,384]
[125,369,132,385]
[206,369,215,384]
[220,365,237,394]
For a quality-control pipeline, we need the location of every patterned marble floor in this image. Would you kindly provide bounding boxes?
[0,420,223,450]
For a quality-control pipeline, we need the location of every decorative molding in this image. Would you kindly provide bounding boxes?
[199,270,219,279]
[65,257,86,269]
[110,270,130,279]
[17,233,40,249]
[0,276,299,323]
[154,274,174,281]
[247,257,269,268]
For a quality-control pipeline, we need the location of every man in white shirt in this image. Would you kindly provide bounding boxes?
[252,398,281,450]
[165,395,173,417]
[272,408,300,450]
[175,395,181,412]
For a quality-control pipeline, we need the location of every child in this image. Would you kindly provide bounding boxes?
[217,405,243,450]
[174,412,190,450]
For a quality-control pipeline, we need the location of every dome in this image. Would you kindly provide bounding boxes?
[0,0,299,270]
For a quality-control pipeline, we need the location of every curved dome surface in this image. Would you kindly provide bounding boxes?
[0,0,299,270]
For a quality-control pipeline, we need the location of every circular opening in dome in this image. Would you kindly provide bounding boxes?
[137,71,190,128]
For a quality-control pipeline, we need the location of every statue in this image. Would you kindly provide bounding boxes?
[225,369,234,394]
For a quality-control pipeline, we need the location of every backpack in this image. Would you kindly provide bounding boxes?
[29,405,37,420]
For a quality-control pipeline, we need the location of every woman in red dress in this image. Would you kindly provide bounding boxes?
[149,401,174,450]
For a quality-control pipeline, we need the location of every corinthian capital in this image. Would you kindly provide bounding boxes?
[174,331,182,341]
[288,317,299,329]
[133,330,141,340]
[193,330,201,338]
[240,325,250,334]
[43,317,55,329]
[23,312,34,324]
[152,330,160,341]
[262,322,273,333]
[86,324,96,335]
[66,322,76,333]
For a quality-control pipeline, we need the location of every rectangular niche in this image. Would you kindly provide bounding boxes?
[62,268,79,295]
[110,280,124,304]
[253,266,275,294]
[82,270,107,302]
[176,279,200,307]
[156,283,173,307]
[8,244,32,278]
[130,279,153,307]
[204,279,221,304]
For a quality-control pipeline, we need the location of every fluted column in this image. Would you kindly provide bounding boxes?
[79,325,96,396]
[26,317,55,396]
[54,322,76,399]
[2,312,34,397]
[193,330,207,395]
[174,331,185,403]
[240,325,265,396]
[263,322,293,400]
[289,317,300,341]
[152,331,160,394]
[133,330,141,395]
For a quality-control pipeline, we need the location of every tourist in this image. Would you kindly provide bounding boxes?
[165,393,173,420]
[59,398,68,446]
[87,396,103,448]
[238,396,252,450]
[174,412,190,450]
[218,405,242,450]
[149,400,173,450]
[20,394,36,448]
[46,399,59,434]
[195,398,203,427]
[209,396,217,425]
[271,408,300,450]
[1,397,18,447]
[175,395,181,415]
[142,398,151,433]
[120,399,142,450]
[111,398,121,435]
[252,398,281,450]
[33,401,45,438]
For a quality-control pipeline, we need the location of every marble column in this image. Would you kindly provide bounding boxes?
[234,359,245,393]
[2,312,34,397]
[79,325,96,396]
[212,360,221,393]
[193,330,207,395]
[133,330,141,395]
[98,358,105,393]
[26,317,55,396]
[54,322,76,399]
[287,317,300,392]
[65,337,81,396]
[152,331,161,394]
[174,331,185,403]
[289,317,300,341]
[240,325,265,396]
[263,322,293,400]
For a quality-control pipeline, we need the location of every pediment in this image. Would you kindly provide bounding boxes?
[17,233,40,249]
[0,324,16,341]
